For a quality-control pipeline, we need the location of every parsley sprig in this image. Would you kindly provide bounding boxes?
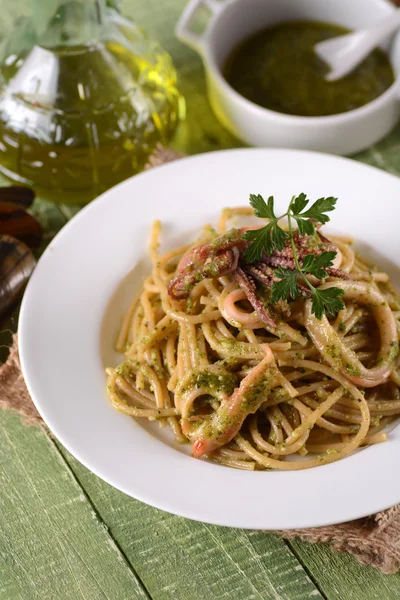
[244,193,345,319]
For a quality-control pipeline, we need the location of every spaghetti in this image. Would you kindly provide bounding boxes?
[106,207,400,470]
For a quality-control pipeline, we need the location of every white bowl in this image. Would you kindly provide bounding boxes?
[176,0,400,155]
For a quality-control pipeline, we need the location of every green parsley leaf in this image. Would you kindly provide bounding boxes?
[246,191,343,319]
[244,223,287,262]
[290,194,337,234]
[269,222,288,252]
[300,196,337,224]
[244,226,271,262]
[293,216,315,236]
[311,287,345,319]
[271,268,299,303]
[301,251,337,279]
[290,193,309,215]
[249,194,276,220]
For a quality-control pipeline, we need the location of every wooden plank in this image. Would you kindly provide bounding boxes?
[288,539,400,600]
[0,410,150,600]
[57,446,325,600]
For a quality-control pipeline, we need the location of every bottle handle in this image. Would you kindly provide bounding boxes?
[176,0,226,55]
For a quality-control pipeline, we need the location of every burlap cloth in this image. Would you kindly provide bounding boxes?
[2,146,400,575]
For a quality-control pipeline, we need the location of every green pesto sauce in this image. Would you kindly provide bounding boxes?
[241,367,277,410]
[179,367,238,397]
[324,343,342,361]
[115,361,133,379]
[209,228,242,251]
[194,371,237,394]
[224,21,394,117]
[344,362,361,378]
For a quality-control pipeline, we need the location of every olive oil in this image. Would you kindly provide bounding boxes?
[0,2,182,204]
[224,21,394,117]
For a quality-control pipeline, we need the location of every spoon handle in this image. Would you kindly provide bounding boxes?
[360,10,400,52]
[320,10,400,81]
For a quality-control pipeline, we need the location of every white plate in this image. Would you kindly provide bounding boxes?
[19,148,400,530]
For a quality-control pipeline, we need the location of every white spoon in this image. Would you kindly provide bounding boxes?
[314,12,400,81]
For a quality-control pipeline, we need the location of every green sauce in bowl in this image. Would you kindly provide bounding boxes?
[224,21,394,117]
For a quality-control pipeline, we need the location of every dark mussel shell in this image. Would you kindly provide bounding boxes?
[0,186,35,208]
[0,202,42,249]
[0,234,36,318]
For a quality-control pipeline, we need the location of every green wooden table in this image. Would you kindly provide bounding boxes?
[2,2,400,598]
